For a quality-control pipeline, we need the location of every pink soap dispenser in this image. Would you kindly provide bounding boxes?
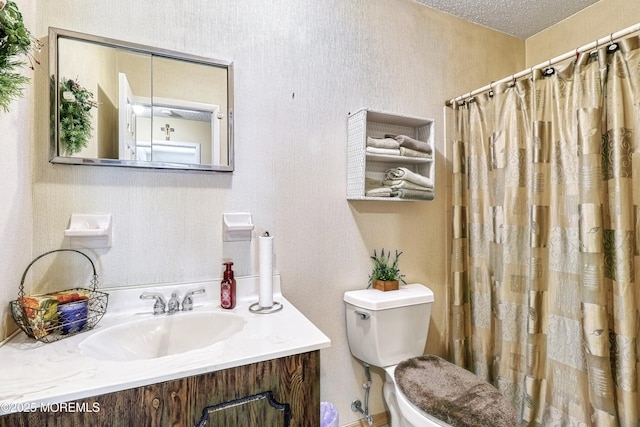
[220,262,236,309]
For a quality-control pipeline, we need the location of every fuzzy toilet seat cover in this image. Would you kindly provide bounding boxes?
[394,355,517,427]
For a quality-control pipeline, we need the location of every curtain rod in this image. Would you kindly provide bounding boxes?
[445,22,640,106]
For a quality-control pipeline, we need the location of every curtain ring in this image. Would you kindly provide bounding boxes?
[588,38,600,58]
[488,81,494,97]
[608,33,618,52]
[544,59,555,76]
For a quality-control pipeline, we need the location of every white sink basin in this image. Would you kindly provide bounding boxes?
[79,311,246,362]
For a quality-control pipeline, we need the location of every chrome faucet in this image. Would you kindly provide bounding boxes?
[181,288,206,311]
[140,288,206,314]
[140,292,167,315]
[167,292,181,314]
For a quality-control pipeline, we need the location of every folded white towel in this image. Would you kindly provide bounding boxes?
[386,134,432,154]
[366,187,394,197]
[367,136,400,149]
[391,188,434,200]
[382,179,432,191]
[400,147,432,159]
[366,146,401,156]
[385,167,433,189]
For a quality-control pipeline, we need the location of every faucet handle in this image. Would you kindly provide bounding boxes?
[182,288,206,311]
[167,292,181,314]
[140,292,167,315]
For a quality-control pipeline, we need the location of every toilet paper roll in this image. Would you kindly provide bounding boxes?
[259,234,274,308]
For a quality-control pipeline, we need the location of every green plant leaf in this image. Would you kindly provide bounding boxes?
[58,77,97,154]
[368,248,406,287]
[0,1,40,112]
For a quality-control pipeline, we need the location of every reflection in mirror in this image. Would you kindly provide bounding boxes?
[50,27,234,171]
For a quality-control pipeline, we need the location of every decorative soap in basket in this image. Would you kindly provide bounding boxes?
[9,249,108,343]
[17,289,90,339]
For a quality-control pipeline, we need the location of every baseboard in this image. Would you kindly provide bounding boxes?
[341,411,389,427]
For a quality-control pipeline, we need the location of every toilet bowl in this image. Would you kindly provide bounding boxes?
[344,284,517,427]
[383,365,452,427]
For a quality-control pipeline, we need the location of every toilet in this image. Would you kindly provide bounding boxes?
[344,283,516,427]
[344,283,445,426]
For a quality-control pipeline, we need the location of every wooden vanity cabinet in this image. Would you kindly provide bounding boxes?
[0,350,319,427]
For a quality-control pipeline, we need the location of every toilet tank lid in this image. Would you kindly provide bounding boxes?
[343,283,434,310]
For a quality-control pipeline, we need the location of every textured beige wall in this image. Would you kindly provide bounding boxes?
[526,0,640,66]
[0,0,523,423]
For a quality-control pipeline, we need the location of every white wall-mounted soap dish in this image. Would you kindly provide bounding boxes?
[223,212,254,242]
[65,213,112,249]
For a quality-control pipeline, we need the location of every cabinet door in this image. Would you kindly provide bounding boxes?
[196,391,290,427]
[0,351,319,427]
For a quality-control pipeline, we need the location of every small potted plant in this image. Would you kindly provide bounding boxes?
[368,248,406,291]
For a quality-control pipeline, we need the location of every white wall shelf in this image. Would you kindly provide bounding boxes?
[346,109,435,201]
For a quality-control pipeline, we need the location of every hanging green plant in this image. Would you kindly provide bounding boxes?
[0,0,41,112]
[58,77,98,155]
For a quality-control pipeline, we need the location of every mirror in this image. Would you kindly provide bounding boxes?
[49,27,234,171]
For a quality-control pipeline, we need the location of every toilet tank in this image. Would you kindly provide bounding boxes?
[344,284,434,368]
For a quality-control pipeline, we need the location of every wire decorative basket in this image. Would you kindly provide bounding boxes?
[9,249,108,343]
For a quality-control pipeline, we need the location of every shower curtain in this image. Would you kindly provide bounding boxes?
[449,36,640,426]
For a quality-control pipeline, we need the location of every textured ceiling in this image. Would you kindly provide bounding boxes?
[413,0,599,39]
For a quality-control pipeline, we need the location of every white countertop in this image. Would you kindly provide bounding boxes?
[0,275,331,415]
